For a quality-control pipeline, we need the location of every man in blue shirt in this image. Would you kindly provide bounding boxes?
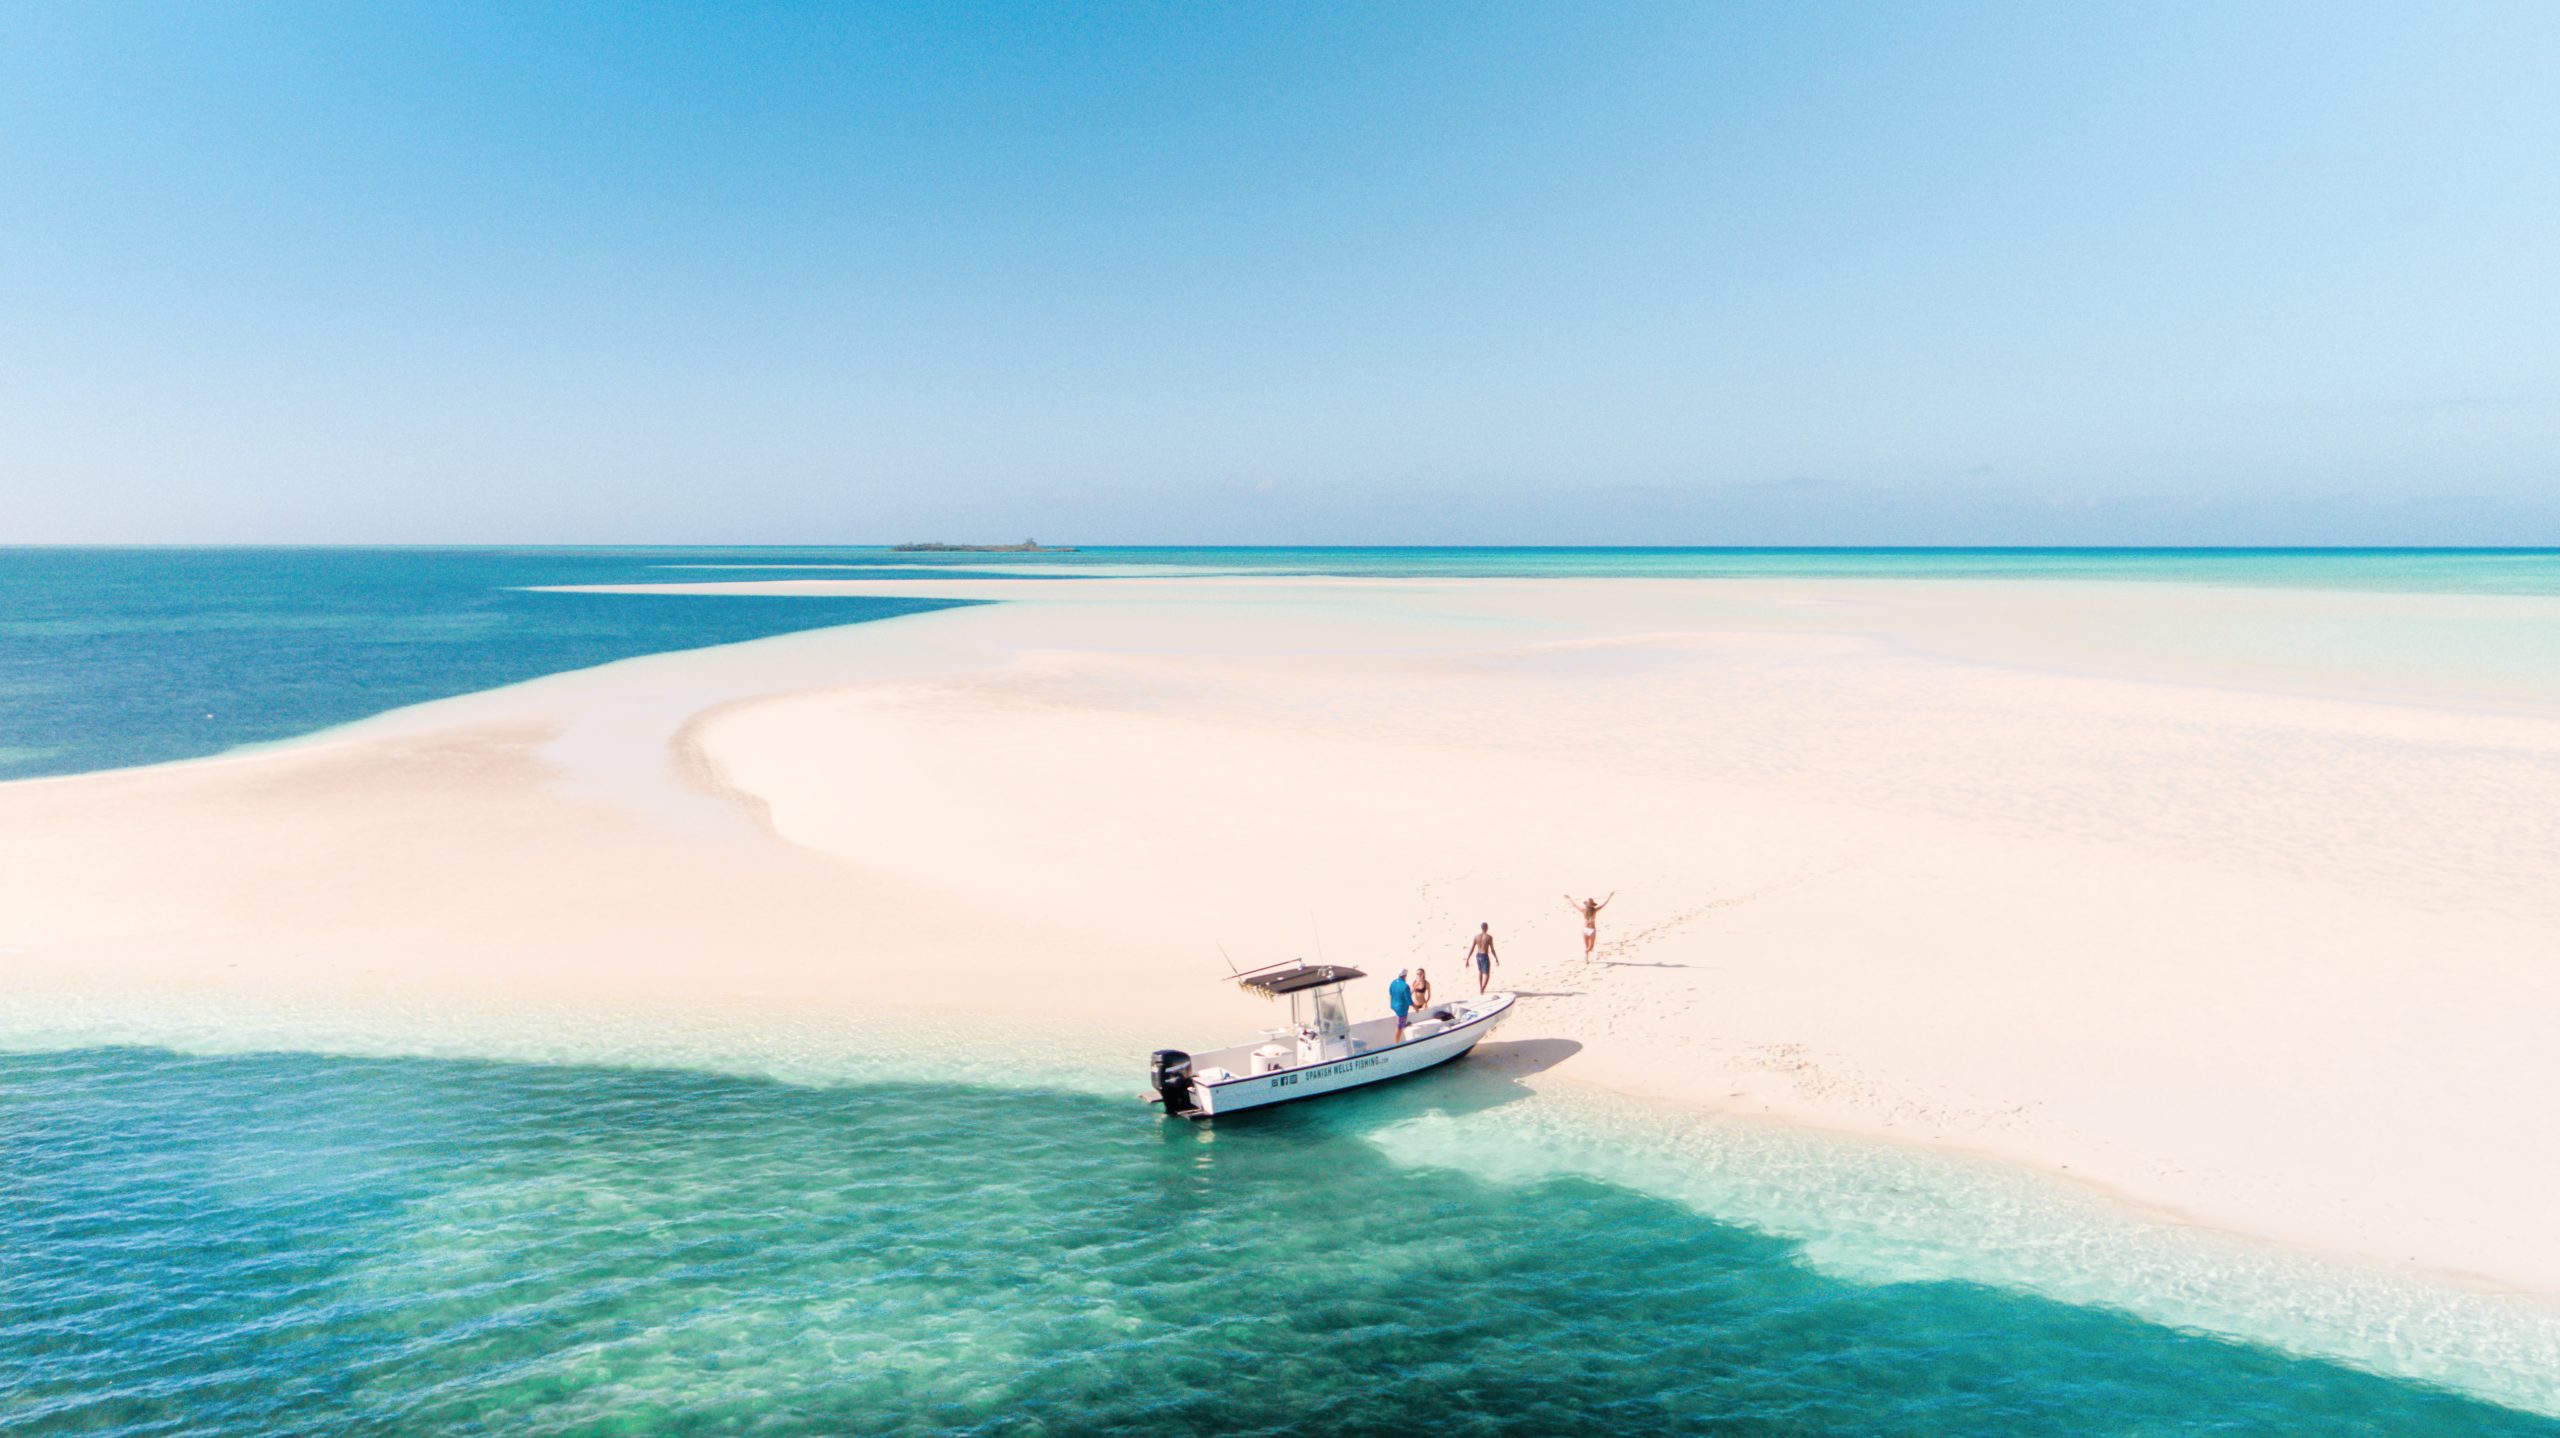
[1388,969,1414,1039]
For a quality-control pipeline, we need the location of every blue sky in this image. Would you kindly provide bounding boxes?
[3,1,2554,544]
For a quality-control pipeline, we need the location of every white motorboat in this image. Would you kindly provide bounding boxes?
[1147,960,1516,1118]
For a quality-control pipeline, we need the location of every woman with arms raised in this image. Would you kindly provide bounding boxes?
[1566,891,1615,960]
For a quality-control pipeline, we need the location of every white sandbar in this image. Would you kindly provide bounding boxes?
[5,573,2558,1393]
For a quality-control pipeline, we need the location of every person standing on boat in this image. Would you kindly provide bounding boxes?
[1467,924,1500,994]
[1410,967,1434,1013]
[1565,892,1615,960]
[1388,969,1415,1038]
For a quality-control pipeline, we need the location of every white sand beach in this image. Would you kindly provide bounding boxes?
[5,574,2559,1308]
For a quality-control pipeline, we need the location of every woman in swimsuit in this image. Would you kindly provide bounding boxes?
[1566,891,1615,959]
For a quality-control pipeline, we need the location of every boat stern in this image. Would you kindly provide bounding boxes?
[1148,1049,1199,1117]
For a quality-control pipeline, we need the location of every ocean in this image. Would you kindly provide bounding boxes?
[5,1046,2554,1438]
[4,546,2557,1434]
[0,548,967,782]
[658,544,2560,593]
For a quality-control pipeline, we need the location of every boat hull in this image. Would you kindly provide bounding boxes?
[1181,992,1515,1117]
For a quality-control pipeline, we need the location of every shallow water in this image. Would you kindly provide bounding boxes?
[671,544,2560,593]
[3,1047,2554,1437]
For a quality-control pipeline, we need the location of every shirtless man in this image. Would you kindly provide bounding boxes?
[1466,923,1499,994]
[1566,891,1615,960]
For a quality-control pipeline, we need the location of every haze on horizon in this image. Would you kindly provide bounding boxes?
[3,1,2555,547]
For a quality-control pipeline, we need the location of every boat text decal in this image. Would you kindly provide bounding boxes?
[1270,1053,1393,1089]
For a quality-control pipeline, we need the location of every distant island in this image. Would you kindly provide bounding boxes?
[890,540,1076,553]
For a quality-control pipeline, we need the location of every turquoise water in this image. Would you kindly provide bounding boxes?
[4,1046,2554,1438]
[675,545,2560,593]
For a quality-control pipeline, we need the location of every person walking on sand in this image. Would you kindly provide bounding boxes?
[1466,923,1499,994]
[1566,891,1616,960]
[1388,969,1415,1039]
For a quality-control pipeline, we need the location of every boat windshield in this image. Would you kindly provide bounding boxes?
[1292,985,1350,1040]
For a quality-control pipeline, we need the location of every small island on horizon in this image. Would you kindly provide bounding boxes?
[889,539,1077,553]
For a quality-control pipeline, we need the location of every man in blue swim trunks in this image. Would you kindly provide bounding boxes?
[1388,969,1414,1039]
[1467,923,1499,994]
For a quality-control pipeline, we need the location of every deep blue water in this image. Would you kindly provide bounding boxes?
[0,548,966,781]
[3,1046,2552,1438]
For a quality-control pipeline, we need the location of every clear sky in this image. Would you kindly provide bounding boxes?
[3,1,2554,545]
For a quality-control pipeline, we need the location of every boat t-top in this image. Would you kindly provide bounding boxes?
[1147,960,1517,1118]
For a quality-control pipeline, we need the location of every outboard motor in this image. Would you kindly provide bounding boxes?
[1149,1049,1196,1115]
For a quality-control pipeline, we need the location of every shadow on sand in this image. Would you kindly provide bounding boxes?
[1463,1037,1584,1081]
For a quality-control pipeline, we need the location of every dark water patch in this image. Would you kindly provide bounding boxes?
[1,1048,2549,1437]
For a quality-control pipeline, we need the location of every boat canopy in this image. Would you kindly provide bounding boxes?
[1236,963,1365,996]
